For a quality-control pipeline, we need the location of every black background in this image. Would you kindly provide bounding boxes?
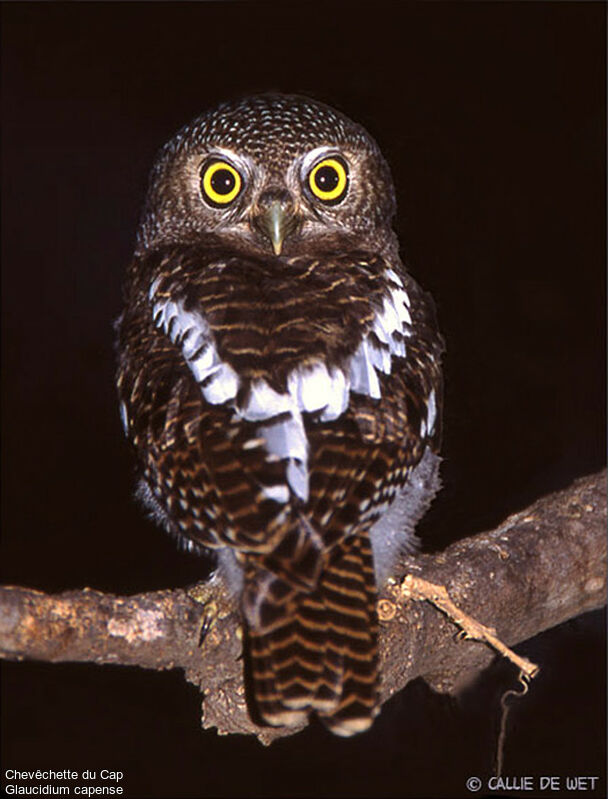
[1,2,605,797]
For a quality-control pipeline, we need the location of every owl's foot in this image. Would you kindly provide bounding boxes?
[185,583,220,646]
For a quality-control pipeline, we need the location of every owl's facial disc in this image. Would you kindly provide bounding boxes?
[252,189,299,255]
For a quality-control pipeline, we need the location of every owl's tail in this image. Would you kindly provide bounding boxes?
[244,531,379,737]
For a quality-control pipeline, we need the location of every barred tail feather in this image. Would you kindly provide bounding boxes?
[318,531,379,736]
[245,531,379,736]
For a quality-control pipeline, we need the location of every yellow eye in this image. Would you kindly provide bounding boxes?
[308,157,349,204]
[200,160,243,206]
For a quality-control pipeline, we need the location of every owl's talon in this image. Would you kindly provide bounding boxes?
[198,600,218,646]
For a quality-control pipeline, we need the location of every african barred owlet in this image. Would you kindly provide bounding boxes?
[116,94,443,736]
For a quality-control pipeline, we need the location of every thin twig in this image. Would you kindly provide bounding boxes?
[399,574,540,681]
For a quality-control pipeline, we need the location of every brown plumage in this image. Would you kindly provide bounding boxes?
[116,94,444,736]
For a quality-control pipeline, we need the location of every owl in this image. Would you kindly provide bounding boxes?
[116,94,443,737]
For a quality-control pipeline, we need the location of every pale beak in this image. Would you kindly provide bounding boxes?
[268,203,285,255]
[257,200,298,255]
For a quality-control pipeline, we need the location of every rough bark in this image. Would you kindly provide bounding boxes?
[1,469,605,744]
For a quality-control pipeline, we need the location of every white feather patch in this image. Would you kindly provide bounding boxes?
[261,484,291,504]
[287,362,350,421]
[427,388,437,434]
[379,296,400,334]
[319,367,350,421]
[385,268,408,296]
[243,380,309,502]
[288,362,333,413]
[372,313,391,345]
[368,338,392,375]
[287,459,309,504]
[189,349,220,382]
[349,339,381,399]
[149,276,162,300]
[152,296,240,407]
[242,380,293,421]
[257,411,307,462]
[182,328,207,360]
[202,365,239,405]
[342,271,414,401]
[119,401,129,434]
[392,289,412,325]
[371,285,412,359]
[389,334,406,359]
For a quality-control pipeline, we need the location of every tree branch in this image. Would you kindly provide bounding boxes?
[1,469,605,744]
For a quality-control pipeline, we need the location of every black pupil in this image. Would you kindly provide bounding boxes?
[315,165,340,192]
[211,168,235,195]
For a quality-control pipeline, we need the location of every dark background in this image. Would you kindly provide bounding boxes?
[1,2,605,797]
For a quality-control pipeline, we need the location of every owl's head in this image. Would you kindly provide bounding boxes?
[136,94,397,258]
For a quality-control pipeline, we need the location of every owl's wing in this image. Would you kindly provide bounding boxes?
[117,275,299,561]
